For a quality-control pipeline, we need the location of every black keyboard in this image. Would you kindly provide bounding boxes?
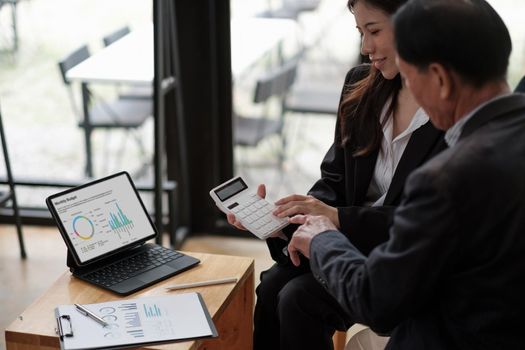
[84,245,183,287]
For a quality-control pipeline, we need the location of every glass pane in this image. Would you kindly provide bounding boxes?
[0,0,152,208]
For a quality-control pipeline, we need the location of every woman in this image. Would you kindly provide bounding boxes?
[229,0,447,349]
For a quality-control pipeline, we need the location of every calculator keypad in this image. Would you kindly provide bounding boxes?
[230,194,287,238]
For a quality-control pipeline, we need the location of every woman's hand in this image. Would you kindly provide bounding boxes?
[226,184,267,231]
[225,184,291,240]
[273,194,340,228]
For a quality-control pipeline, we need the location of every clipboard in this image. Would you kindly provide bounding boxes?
[54,293,218,350]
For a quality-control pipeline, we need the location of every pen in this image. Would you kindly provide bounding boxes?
[165,277,238,291]
[74,303,108,327]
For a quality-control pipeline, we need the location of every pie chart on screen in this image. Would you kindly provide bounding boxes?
[72,215,95,240]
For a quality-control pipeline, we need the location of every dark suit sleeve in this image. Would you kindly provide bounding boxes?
[310,168,460,333]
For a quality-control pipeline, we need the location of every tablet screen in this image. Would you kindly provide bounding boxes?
[47,173,156,264]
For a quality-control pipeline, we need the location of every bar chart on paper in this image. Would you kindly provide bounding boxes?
[143,303,162,318]
[54,293,217,349]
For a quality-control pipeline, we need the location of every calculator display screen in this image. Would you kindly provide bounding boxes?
[215,178,247,201]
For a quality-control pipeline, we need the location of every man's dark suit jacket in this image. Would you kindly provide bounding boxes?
[310,94,525,349]
[267,65,447,263]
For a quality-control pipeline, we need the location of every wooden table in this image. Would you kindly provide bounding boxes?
[66,18,297,84]
[5,252,254,350]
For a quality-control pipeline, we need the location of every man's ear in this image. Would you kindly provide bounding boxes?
[428,63,453,100]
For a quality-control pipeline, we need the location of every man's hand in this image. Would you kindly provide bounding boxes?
[287,215,338,266]
[273,194,340,228]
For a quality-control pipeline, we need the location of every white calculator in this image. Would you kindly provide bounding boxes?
[210,177,289,239]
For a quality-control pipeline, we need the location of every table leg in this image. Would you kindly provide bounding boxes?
[333,330,347,350]
[198,269,254,350]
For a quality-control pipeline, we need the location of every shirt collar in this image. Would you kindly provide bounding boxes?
[398,108,429,141]
[383,107,430,143]
[445,93,511,147]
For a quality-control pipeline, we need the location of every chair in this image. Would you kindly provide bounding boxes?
[0,103,26,259]
[515,75,525,93]
[278,57,343,170]
[102,26,130,46]
[282,81,340,160]
[284,84,340,116]
[282,45,345,119]
[234,59,298,171]
[58,45,152,177]
[344,326,389,350]
[103,26,152,100]
[259,0,321,20]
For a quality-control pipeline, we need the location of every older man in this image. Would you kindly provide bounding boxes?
[287,0,525,348]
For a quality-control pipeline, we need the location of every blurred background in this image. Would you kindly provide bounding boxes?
[0,1,524,348]
[0,0,522,217]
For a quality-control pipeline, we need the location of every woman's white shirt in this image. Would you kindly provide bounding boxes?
[365,104,430,207]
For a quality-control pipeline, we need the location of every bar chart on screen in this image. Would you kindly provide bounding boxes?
[48,174,157,261]
[57,193,144,257]
[107,202,135,236]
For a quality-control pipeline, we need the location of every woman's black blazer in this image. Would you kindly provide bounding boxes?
[268,64,447,262]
